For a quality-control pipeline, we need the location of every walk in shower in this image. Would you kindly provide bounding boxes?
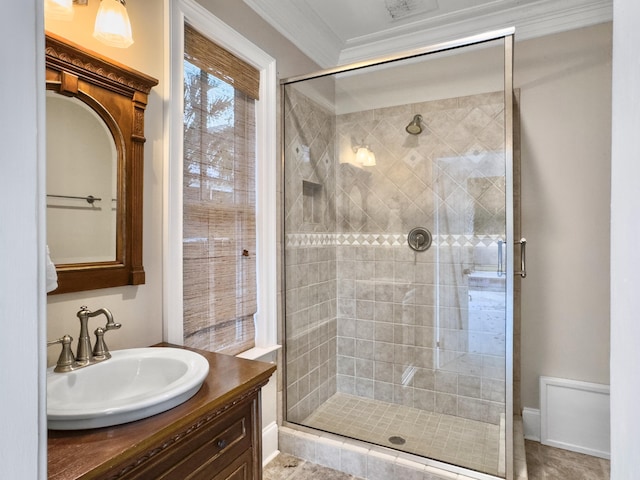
[282,29,519,479]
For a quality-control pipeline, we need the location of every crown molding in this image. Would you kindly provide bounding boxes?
[244,0,612,69]
[339,0,612,65]
[242,0,343,67]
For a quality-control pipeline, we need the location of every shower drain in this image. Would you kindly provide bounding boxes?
[388,435,406,445]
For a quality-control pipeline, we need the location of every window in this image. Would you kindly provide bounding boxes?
[166,1,277,356]
[182,25,259,354]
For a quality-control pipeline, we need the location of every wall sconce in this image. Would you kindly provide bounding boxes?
[44,0,74,21]
[93,0,134,48]
[353,145,376,167]
[44,0,134,49]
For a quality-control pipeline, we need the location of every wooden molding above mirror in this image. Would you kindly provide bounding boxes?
[45,32,158,294]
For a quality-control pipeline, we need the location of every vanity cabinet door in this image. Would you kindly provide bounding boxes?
[211,448,253,480]
[115,395,259,480]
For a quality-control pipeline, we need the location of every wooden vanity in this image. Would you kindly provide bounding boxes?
[48,344,276,480]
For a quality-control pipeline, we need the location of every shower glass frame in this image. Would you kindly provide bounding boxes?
[280,28,516,479]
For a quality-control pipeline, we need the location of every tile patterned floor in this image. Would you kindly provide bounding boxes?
[525,440,610,480]
[266,442,611,480]
[264,453,363,480]
[302,392,501,475]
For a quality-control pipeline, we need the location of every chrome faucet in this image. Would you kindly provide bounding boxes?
[47,306,121,372]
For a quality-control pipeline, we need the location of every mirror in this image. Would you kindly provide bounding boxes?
[46,92,117,264]
[45,32,158,294]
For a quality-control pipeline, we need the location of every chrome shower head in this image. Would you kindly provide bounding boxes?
[405,114,423,135]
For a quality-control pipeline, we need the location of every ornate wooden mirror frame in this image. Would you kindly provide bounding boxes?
[45,32,158,294]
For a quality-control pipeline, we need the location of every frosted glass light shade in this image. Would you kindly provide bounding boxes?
[355,146,376,167]
[45,0,74,21]
[354,147,369,165]
[93,0,134,48]
[362,149,376,167]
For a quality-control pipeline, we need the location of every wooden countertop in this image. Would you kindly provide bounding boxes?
[48,343,276,480]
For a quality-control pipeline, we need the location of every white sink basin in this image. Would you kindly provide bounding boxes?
[47,347,209,430]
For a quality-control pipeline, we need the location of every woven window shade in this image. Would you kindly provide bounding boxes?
[182,28,257,355]
[184,24,259,100]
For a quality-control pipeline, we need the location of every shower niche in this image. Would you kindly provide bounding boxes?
[282,29,519,480]
[302,180,323,224]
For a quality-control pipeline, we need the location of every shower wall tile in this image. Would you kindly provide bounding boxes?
[374,361,394,382]
[482,354,506,380]
[338,318,356,337]
[356,358,374,379]
[285,247,337,422]
[356,300,375,320]
[394,385,414,406]
[457,397,487,423]
[414,388,436,410]
[435,370,459,394]
[356,339,374,360]
[356,319,374,339]
[285,86,511,426]
[435,392,458,416]
[414,368,435,390]
[374,381,394,402]
[337,374,355,395]
[374,342,395,363]
[338,337,355,356]
[481,378,506,403]
[458,374,482,398]
[355,378,375,398]
[338,355,355,375]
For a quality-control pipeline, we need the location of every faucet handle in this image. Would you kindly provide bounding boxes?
[92,311,121,360]
[47,335,78,373]
[92,327,111,361]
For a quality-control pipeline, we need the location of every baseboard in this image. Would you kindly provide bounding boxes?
[540,376,610,459]
[522,407,541,441]
[262,421,279,466]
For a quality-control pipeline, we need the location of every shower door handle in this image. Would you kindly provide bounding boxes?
[515,238,527,278]
[497,238,526,278]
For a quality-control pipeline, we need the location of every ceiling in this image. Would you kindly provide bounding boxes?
[242,0,612,68]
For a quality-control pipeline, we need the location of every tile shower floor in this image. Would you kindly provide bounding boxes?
[302,392,501,475]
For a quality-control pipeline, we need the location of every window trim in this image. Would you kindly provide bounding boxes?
[165,0,278,351]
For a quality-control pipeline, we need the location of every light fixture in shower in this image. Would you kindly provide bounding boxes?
[405,114,423,135]
[353,144,376,167]
[45,0,134,49]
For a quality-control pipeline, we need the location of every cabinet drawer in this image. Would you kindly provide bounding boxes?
[120,399,255,479]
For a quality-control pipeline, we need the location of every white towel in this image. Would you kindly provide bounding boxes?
[46,245,58,293]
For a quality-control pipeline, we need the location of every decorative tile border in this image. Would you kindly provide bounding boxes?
[286,233,504,248]
[286,233,337,247]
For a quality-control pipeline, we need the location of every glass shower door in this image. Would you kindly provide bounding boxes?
[282,32,516,479]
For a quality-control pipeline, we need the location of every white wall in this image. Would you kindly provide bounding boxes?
[517,23,612,410]
[0,1,46,478]
[45,1,166,364]
[610,0,640,477]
